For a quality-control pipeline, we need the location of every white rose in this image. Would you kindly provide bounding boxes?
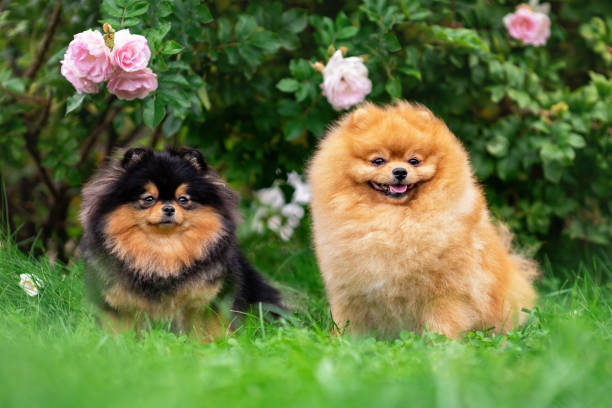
[321,50,372,111]
[267,215,283,232]
[256,185,285,209]
[282,202,305,228]
[287,171,312,204]
[279,225,294,241]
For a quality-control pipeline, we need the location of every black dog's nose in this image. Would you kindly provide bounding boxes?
[392,167,407,180]
[162,205,175,216]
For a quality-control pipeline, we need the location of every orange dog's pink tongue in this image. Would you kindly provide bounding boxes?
[390,184,407,193]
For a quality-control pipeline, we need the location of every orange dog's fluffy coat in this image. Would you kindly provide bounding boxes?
[308,102,537,339]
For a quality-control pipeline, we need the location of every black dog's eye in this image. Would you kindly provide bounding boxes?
[408,158,420,166]
[371,158,386,166]
[177,196,189,205]
[141,195,155,207]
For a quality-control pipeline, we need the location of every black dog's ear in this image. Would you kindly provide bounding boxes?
[179,148,208,171]
[121,148,149,169]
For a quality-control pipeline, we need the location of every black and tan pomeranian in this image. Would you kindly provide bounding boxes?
[80,147,282,338]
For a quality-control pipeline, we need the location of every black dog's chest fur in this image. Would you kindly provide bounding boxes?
[116,232,233,300]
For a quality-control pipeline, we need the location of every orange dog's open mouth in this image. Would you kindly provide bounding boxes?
[369,181,416,198]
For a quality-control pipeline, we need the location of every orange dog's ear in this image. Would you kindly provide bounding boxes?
[395,101,434,122]
[345,102,378,131]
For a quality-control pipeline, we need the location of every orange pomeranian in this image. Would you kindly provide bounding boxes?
[308,102,537,339]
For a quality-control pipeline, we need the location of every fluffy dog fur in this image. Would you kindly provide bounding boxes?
[308,102,537,339]
[80,147,281,338]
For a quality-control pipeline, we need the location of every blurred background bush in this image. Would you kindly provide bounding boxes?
[0,0,610,262]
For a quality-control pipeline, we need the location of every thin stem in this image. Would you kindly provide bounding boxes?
[24,0,62,80]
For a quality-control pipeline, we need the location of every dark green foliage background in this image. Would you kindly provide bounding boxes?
[0,0,610,260]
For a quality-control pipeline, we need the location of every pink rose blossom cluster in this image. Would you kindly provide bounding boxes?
[503,1,551,47]
[61,28,157,100]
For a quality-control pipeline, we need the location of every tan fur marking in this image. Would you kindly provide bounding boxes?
[175,183,189,198]
[143,182,158,198]
[103,278,225,334]
[104,205,224,278]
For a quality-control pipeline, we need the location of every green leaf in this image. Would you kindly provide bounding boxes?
[282,9,308,33]
[277,99,301,117]
[197,84,211,110]
[398,64,421,81]
[121,18,141,28]
[124,1,148,17]
[160,88,191,110]
[568,133,586,148]
[2,77,26,93]
[154,23,172,42]
[496,156,519,181]
[385,77,402,98]
[277,78,300,93]
[543,161,563,183]
[101,0,124,18]
[296,82,316,102]
[159,74,190,87]
[251,31,282,53]
[158,1,172,17]
[409,10,431,21]
[143,96,166,129]
[486,135,509,158]
[289,59,313,81]
[336,26,358,40]
[285,119,305,141]
[195,5,213,23]
[235,15,257,41]
[65,93,86,115]
[217,18,232,43]
[161,40,184,55]
[540,142,565,162]
[382,33,401,52]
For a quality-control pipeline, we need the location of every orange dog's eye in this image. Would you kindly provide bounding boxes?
[408,158,420,166]
[371,158,386,166]
[142,196,155,205]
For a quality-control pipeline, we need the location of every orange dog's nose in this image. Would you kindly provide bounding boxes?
[392,168,407,179]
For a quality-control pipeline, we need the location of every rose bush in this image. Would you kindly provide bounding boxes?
[0,0,610,261]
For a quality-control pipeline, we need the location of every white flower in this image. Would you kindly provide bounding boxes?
[321,50,372,111]
[287,171,311,204]
[18,273,43,297]
[267,215,283,232]
[279,225,295,241]
[282,202,305,228]
[256,185,285,209]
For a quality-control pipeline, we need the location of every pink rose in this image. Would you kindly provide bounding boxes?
[107,68,158,100]
[321,50,372,111]
[60,59,99,94]
[60,29,111,93]
[503,5,551,47]
[111,29,151,72]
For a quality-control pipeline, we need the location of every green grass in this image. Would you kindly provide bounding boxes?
[0,229,611,408]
